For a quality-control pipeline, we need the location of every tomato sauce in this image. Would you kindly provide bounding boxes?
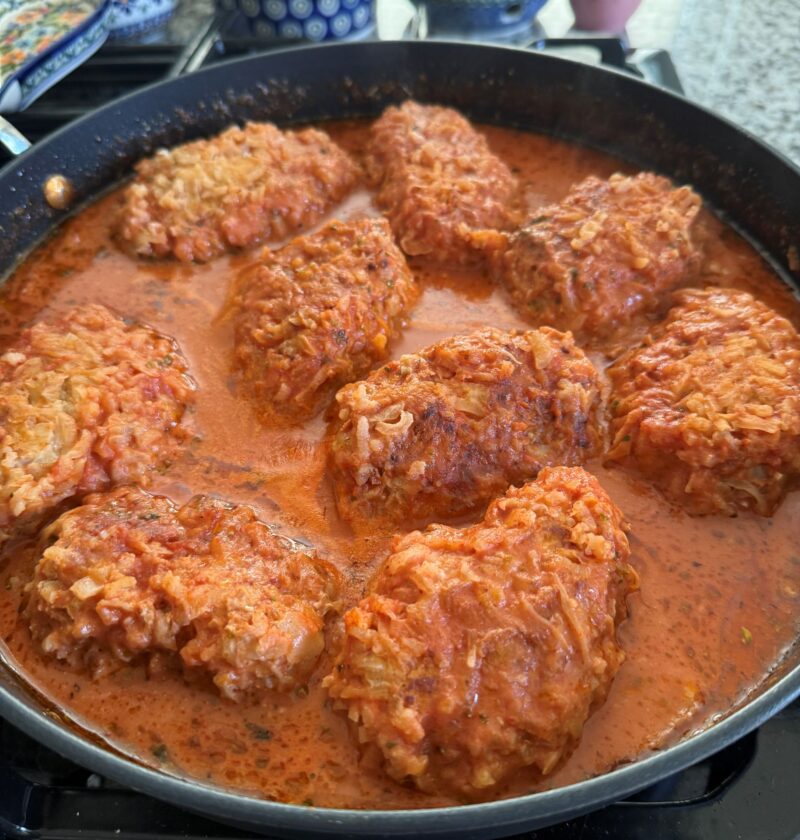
[0,121,798,809]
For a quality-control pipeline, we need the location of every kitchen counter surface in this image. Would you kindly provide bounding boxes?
[564,0,800,166]
[670,0,799,166]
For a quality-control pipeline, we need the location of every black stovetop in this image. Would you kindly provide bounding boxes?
[1,10,798,840]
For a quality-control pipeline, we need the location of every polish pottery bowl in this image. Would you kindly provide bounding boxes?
[214,0,376,41]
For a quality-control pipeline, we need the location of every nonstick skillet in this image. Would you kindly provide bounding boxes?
[0,40,798,839]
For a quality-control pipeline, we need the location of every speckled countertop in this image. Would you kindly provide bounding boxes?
[165,0,800,164]
[539,0,800,164]
[671,0,800,165]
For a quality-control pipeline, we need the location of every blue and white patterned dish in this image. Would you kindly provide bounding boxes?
[0,0,112,114]
[108,0,176,38]
[216,0,376,42]
[424,0,547,38]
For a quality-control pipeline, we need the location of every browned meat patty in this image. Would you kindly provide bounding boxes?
[606,287,800,516]
[232,217,418,423]
[0,305,195,545]
[324,466,637,797]
[365,101,519,265]
[329,327,601,529]
[497,172,701,344]
[25,486,340,701]
[116,122,360,262]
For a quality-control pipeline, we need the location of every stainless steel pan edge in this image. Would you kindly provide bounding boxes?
[0,40,799,838]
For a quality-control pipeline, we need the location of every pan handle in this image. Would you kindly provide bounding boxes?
[0,116,31,157]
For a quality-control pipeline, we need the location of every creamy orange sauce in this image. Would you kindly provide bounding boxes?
[0,121,799,809]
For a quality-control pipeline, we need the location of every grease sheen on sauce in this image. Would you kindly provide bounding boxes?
[0,122,799,809]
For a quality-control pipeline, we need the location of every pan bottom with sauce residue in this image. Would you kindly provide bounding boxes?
[0,120,799,811]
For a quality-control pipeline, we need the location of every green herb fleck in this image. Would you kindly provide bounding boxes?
[531,215,550,224]
[569,267,580,281]
[246,723,273,741]
[385,741,398,749]
[158,354,174,368]
[621,434,631,442]
[740,626,753,645]
[295,684,309,698]
[479,713,489,724]
[152,743,169,761]
[301,798,314,807]
[139,513,160,521]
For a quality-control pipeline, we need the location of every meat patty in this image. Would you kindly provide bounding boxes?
[116,122,360,263]
[606,287,800,516]
[232,217,417,423]
[25,486,340,700]
[365,101,519,265]
[497,172,701,344]
[0,305,195,545]
[324,466,637,796]
[329,327,601,529]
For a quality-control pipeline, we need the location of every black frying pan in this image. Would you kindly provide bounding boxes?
[0,40,798,839]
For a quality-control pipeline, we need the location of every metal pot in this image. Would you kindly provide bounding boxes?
[0,39,798,839]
